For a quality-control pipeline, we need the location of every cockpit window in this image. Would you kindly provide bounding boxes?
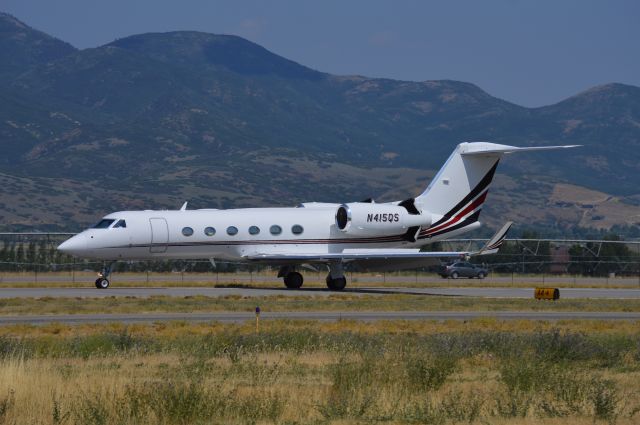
[92,219,115,229]
[113,219,127,228]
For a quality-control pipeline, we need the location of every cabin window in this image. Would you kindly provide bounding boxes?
[113,219,127,228]
[291,224,304,235]
[182,227,194,236]
[270,225,282,235]
[227,226,238,236]
[204,227,216,236]
[249,226,260,235]
[92,219,115,229]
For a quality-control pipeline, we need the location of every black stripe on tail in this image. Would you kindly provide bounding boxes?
[429,160,499,228]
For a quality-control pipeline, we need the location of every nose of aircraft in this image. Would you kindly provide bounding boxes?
[57,234,87,256]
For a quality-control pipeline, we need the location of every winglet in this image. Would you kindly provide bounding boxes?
[475,221,513,255]
[180,201,188,211]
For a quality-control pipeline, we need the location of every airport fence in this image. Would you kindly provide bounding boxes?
[0,233,639,286]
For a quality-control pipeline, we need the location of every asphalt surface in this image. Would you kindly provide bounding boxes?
[2,286,640,325]
[1,310,640,325]
[1,286,640,299]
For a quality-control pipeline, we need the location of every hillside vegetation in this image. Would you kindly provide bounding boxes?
[1,12,640,232]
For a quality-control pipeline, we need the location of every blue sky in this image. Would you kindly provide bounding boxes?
[4,0,639,107]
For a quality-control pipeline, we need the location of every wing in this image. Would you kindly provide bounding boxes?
[246,222,512,271]
[246,250,460,272]
[246,248,469,262]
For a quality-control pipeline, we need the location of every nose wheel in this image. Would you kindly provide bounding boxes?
[95,262,114,289]
[95,278,110,289]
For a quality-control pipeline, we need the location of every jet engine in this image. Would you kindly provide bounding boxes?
[335,199,432,241]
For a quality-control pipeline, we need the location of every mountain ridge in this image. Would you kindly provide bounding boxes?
[0,12,76,80]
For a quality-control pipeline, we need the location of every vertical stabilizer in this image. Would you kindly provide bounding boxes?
[415,142,578,238]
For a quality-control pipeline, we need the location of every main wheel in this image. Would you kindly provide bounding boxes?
[450,271,459,279]
[477,272,486,279]
[326,276,347,291]
[283,272,303,289]
[95,278,110,289]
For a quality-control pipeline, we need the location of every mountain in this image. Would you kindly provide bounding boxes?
[0,13,76,80]
[1,12,639,233]
[109,32,325,80]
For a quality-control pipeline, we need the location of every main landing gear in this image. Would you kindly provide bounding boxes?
[325,261,346,291]
[326,275,347,291]
[278,263,348,291]
[95,262,114,289]
[278,266,304,289]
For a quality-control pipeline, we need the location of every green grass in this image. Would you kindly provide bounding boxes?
[2,294,640,316]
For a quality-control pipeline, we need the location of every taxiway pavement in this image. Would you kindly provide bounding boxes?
[1,286,639,299]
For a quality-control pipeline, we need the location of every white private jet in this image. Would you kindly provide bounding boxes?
[58,142,577,289]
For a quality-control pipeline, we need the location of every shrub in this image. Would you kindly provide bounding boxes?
[318,359,380,419]
[73,394,109,425]
[405,354,457,392]
[590,378,619,422]
[0,389,15,423]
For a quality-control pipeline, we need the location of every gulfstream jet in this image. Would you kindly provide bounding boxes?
[58,142,576,289]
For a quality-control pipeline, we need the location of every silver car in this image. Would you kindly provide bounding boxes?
[439,262,488,279]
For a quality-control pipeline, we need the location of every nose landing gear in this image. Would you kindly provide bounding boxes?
[95,262,114,289]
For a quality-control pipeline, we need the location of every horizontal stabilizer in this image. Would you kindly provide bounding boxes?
[475,221,513,255]
[460,142,580,156]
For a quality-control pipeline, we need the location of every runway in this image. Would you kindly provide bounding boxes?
[0,310,639,325]
[1,286,640,299]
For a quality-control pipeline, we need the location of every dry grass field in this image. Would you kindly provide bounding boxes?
[0,320,639,424]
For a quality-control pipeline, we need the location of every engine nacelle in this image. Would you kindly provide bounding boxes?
[335,202,432,236]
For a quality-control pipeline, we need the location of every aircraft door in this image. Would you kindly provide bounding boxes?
[149,218,169,253]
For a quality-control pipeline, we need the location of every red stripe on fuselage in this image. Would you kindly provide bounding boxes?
[423,190,488,235]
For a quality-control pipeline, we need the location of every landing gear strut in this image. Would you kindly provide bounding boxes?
[326,261,347,291]
[95,262,114,289]
[278,266,304,289]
